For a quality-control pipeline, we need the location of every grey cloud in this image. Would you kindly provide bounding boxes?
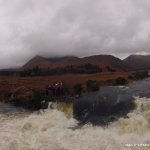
[0,0,150,68]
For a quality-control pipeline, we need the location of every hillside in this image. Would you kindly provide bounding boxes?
[124,55,150,70]
[22,55,130,72]
[21,56,53,69]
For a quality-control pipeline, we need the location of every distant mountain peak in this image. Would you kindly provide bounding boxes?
[21,54,131,71]
[124,54,150,70]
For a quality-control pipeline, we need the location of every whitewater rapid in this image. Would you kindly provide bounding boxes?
[0,98,150,150]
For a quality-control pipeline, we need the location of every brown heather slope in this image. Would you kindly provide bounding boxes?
[0,72,131,98]
[124,55,150,70]
[22,55,130,71]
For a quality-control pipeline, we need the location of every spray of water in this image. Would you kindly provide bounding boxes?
[0,98,150,150]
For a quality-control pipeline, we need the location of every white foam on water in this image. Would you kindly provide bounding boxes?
[0,98,150,150]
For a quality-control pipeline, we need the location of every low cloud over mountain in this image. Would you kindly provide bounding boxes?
[0,0,150,68]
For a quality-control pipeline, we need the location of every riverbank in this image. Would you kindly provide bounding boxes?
[0,71,149,111]
[0,72,130,106]
[0,72,131,93]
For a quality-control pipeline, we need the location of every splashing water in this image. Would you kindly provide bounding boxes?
[0,98,150,150]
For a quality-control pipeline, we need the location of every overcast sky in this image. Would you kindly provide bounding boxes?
[0,0,150,69]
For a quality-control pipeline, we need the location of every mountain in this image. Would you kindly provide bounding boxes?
[21,56,53,69]
[124,55,150,70]
[21,55,130,71]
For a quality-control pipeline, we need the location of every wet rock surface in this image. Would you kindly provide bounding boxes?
[73,78,150,125]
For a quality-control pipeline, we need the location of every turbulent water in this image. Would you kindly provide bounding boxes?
[0,79,150,150]
[0,98,150,150]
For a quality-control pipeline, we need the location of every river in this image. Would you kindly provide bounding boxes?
[0,78,150,150]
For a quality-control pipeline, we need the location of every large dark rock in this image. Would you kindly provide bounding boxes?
[73,86,135,125]
[73,78,150,125]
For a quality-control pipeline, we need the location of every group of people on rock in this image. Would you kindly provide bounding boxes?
[45,82,65,96]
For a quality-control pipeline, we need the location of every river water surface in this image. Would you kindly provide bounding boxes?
[0,78,150,150]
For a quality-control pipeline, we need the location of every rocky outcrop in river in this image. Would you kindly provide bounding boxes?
[73,78,150,125]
